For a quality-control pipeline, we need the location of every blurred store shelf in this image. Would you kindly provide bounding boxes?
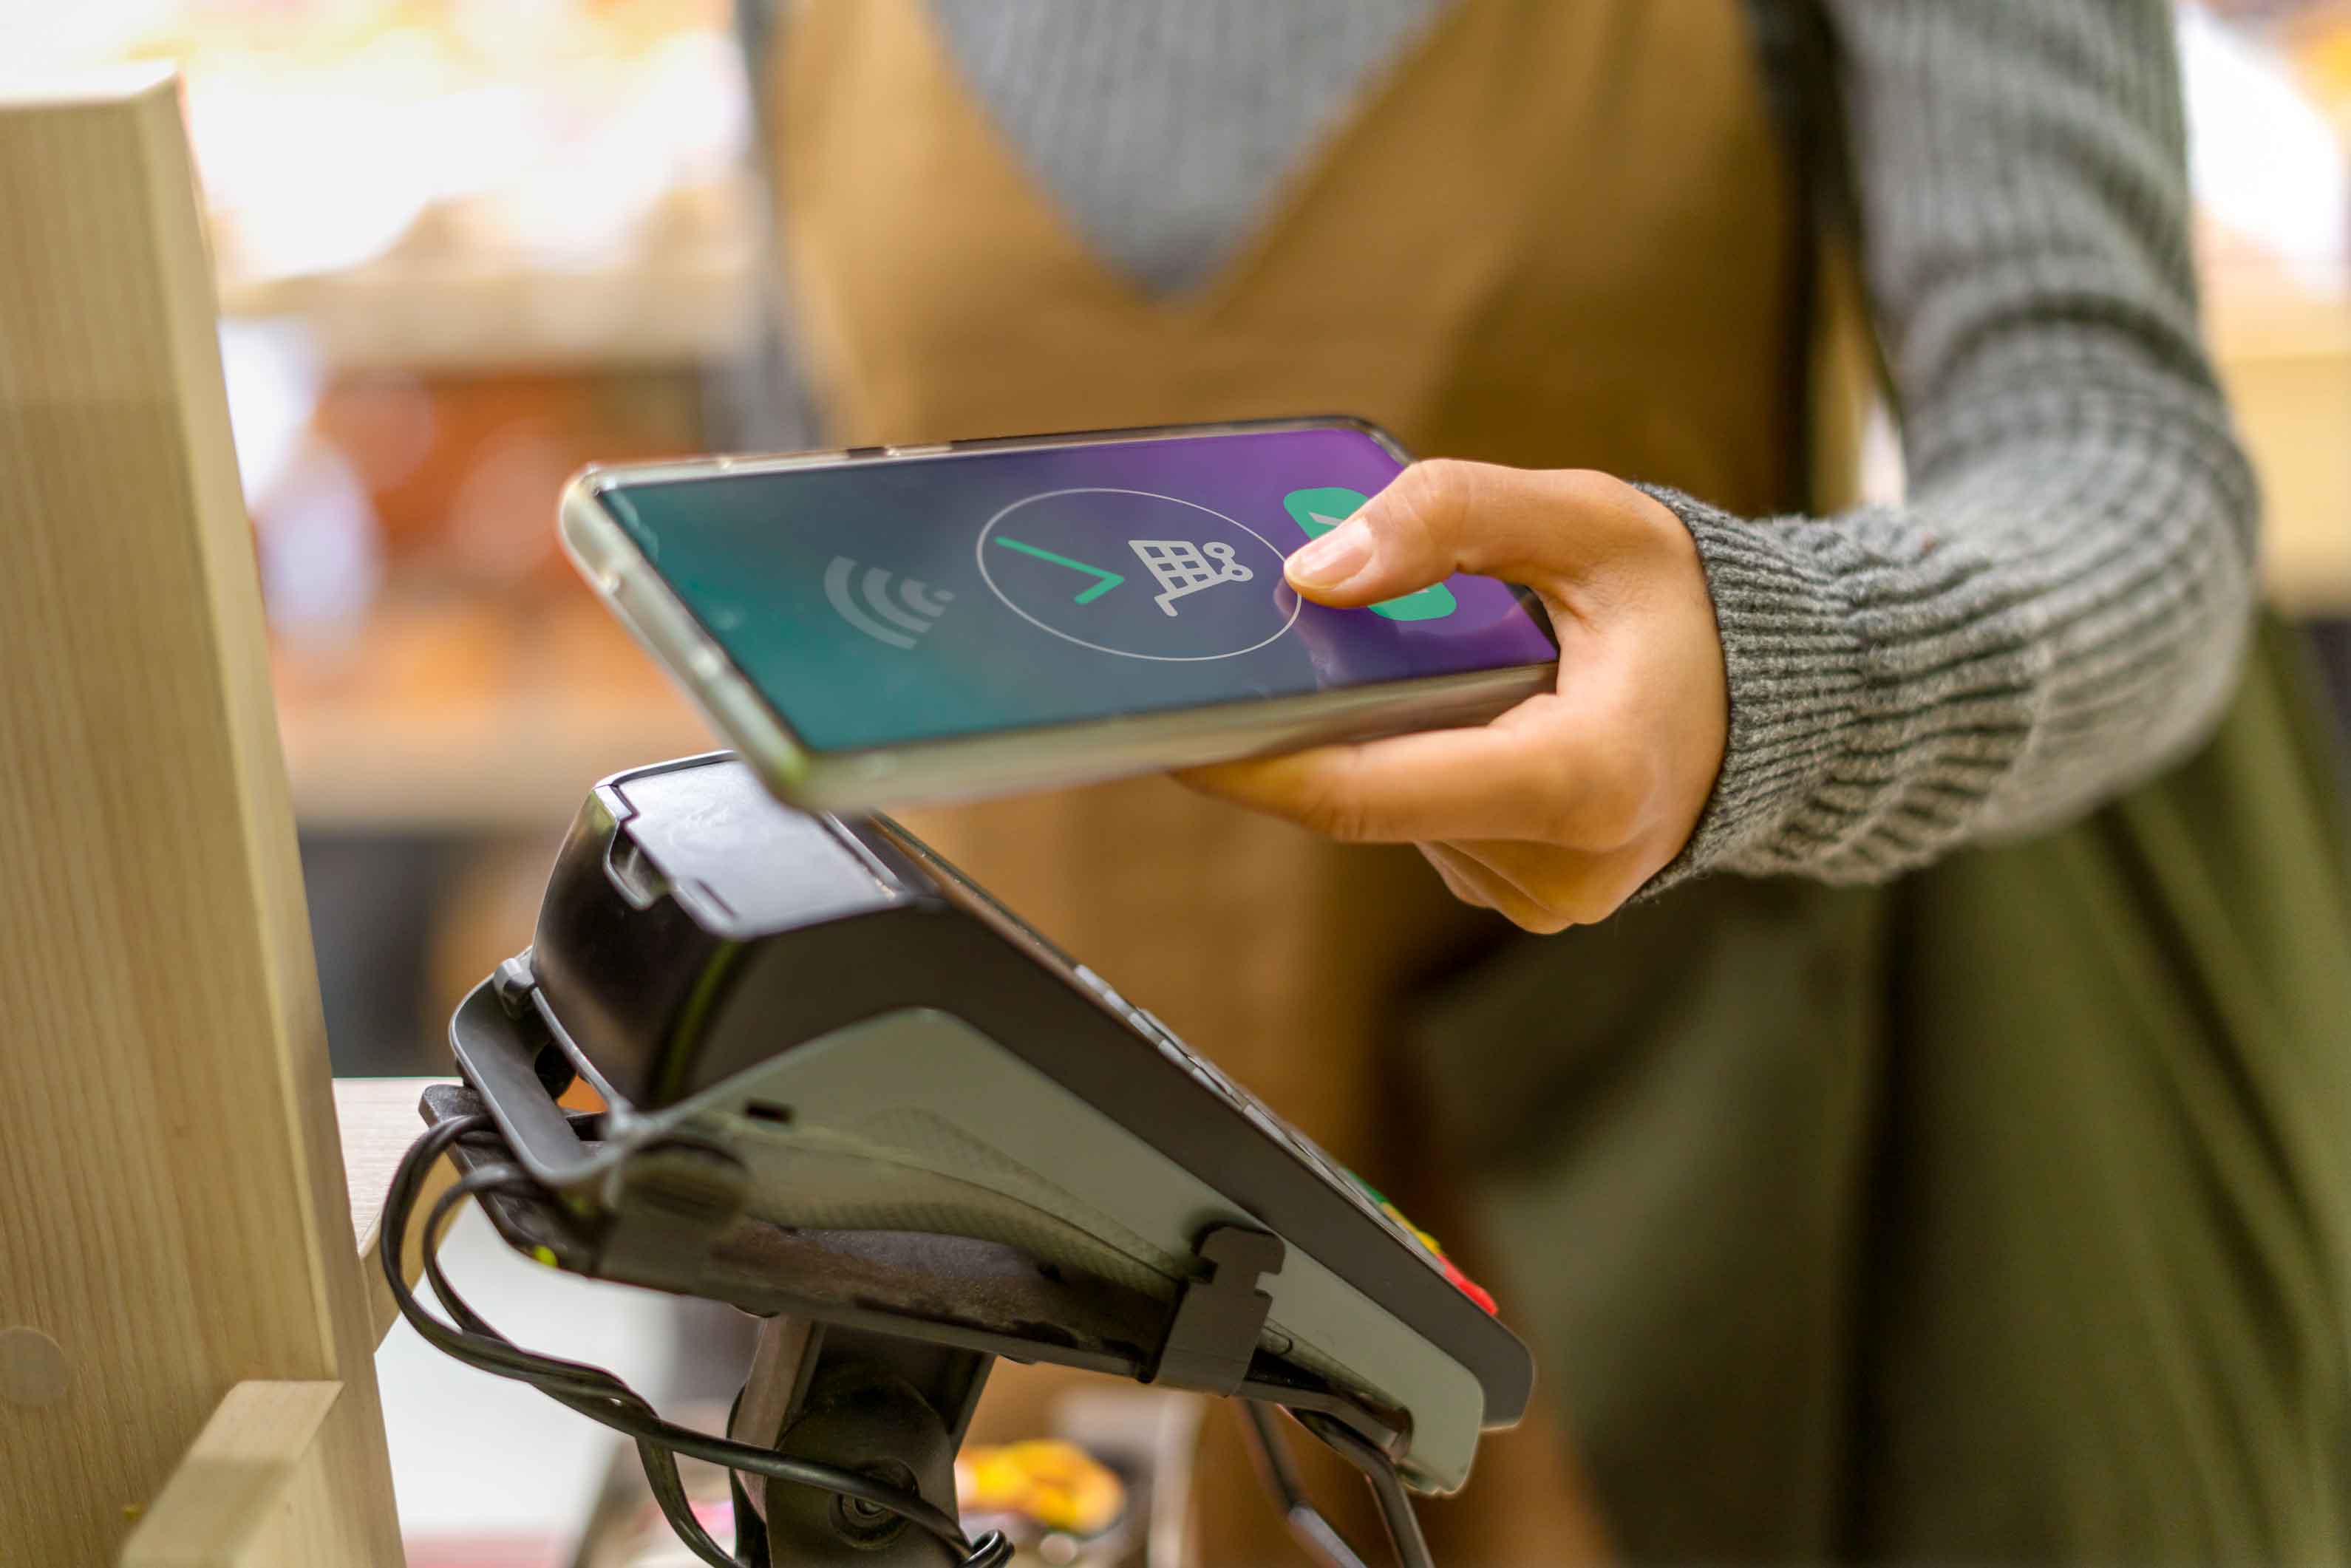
[223,245,757,375]
[276,598,715,830]
[218,180,761,373]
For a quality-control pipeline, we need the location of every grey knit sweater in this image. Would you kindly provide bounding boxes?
[896,1,2262,885]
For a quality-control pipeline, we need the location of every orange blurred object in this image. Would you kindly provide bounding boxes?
[955,1439,1128,1538]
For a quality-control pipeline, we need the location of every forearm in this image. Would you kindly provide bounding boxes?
[1648,0,2258,887]
[1651,437,2253,882]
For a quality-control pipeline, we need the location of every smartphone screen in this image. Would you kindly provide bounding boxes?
[588,424,1556,753]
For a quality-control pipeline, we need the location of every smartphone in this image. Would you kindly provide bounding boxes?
[559,417,1558,810]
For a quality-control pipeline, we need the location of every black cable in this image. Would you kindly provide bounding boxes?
[387,1119,1406,1568]
[419,1165,745,1568]
[394,1134,990,1564]
[384,1121,739,1567]
[1237,1401,1375,1568]
[1293,1411,1435,1568]
[1236,1401,1435,1568]
[400,1159,972,1560]
[379,1115,1010,1567]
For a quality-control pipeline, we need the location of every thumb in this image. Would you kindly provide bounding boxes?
[1282,459,1588,607]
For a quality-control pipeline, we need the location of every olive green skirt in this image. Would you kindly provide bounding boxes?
[1415,613,2351,1562]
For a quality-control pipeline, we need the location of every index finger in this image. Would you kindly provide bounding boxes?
[1176,715,1573,845]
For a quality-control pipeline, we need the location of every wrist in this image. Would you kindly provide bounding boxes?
[1630,485,1867,887]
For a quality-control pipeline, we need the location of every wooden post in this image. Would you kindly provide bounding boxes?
[0,69,406,1564]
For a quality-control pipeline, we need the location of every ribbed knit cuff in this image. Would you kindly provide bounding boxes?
[1634,485,1870,893]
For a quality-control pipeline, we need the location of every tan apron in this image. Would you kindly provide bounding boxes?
[766,4,1800,1559]
[774,0,1811,1165]
[767,2,2351,1562]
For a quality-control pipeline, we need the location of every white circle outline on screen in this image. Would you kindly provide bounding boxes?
[975,487,1302,663]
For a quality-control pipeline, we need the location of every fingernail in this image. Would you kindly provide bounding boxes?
[1287,521,1372,588]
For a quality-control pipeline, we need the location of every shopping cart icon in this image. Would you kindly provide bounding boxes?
[1129,538,1256,616]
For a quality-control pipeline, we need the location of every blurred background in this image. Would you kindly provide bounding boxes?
[7,1,2350,1562]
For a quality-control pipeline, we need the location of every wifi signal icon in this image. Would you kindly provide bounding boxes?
[825,556,953,650]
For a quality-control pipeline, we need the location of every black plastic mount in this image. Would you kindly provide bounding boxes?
[729,1318,989,1566]
[417,1079,1412,1462]
[1149,1224,1285,1397]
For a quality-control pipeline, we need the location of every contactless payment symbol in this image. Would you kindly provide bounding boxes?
[1281,487,1457,622]
[978,488,1296,663]
[825,556,952,649]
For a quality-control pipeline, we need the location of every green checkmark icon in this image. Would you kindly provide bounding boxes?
[993,535,1126,603]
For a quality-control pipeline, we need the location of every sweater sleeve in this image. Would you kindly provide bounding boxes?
[1645,0,2260,886]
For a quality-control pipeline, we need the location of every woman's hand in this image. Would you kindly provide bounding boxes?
[1180,460,1728,931]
